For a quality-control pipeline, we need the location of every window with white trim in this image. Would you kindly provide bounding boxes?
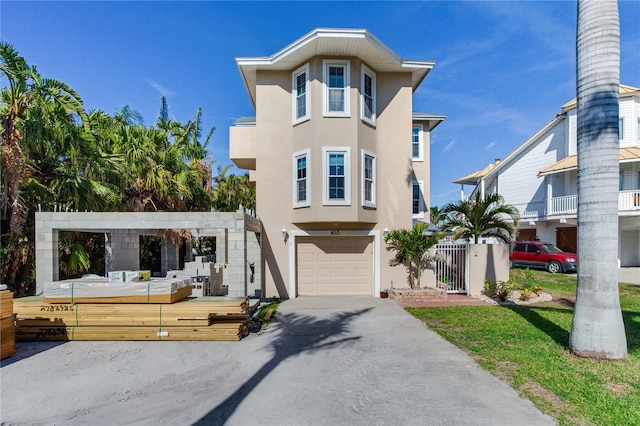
[292,64,310,124]
[292,149,310,208]
[619,117,625,140]
[361,65,376,124]
[323,60,350,117]
[412,180,424,218]
[323,147,351,205]
[362,150,376,207]
[412,124,423,161]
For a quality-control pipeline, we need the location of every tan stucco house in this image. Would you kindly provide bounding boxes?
[229,28,445,298]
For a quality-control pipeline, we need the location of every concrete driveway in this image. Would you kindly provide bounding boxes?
[1,296,554,425]
[619,267,640,285]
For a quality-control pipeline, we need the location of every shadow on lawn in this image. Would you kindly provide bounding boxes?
[193,307,371,425]
[506,304,640,352]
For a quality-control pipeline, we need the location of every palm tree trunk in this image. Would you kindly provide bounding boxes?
[569,0,627,359]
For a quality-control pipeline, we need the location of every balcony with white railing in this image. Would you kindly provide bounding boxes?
[548,190,640,216]
[619,190,640,212]
[551,195,578,215]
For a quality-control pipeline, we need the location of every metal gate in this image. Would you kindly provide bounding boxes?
[434,242,469,293]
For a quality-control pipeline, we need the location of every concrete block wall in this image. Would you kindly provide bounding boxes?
[226,217,247,298]
[35,211,262,296]
[162,239,180,275]
[108,230,140,272]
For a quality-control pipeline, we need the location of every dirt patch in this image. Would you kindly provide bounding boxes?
[477,291,553,306]
[519,381,585,425]
[606,382,633,396]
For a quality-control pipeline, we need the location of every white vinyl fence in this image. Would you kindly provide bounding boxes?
[433,241,469,293]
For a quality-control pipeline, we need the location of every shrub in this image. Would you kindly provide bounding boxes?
[484,279,516,301]
[519,287,533,301]
[521,268,536,290]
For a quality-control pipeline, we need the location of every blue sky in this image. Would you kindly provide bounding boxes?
[2,1,639,207]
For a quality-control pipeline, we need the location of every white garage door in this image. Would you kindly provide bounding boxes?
[297,236,373,295]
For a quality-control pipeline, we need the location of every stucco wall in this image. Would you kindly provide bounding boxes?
[252,59,420,298]
[467,244,510,296]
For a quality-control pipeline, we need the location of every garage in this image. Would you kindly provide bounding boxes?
[296,236,373,295]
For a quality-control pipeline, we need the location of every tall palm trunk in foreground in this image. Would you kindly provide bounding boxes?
[569,0,627,359]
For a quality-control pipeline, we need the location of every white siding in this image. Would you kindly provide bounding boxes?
[635,99,640,144]
[567,109,577,155]
[620,97,635,148]
[497,123,566,218]
[536,222,557,245]
[620,229,640,267]
[569,97,638,152]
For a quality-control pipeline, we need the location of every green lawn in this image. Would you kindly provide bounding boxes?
[407,269,640,425]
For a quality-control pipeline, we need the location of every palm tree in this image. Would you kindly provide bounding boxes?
[212,165,256,212]
[569,0,627,360]
[440,192,519,244]
[1,42,88,293]
[430,205,445,226]
[384,222,442,289]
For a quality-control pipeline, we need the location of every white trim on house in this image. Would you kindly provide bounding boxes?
[412,180,425,219]
[323,146,351,205]
[361,64,376,125]
[287,229,381,298]
[412,123,424,161]
[361,149,376,208]
[235,29,435,107]
[292,63,310,125]
[323,59,351,117]
[292,148,311,208]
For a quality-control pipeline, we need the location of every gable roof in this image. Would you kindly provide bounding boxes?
[454,84,639,189]
[236,28,435,108]
[538,147,640,176]
[453,160,501,185]
[561,84,640,111]
[462,114,567,186]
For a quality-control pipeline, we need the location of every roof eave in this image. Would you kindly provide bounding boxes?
[481,114,566,182]
[236,28,436,108]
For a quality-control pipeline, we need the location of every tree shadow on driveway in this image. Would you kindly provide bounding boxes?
[193,307,372,425]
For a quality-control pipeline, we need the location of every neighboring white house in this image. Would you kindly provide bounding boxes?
[454,85,640,267]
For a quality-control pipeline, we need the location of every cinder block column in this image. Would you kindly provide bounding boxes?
[35,223,58,295]
[110,230,140,271]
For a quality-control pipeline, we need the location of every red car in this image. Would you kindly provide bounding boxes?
[509,241,578,273]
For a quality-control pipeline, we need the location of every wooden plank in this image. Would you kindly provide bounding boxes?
[15,322,249,341]
[0,290,13,319]
[13,296,252,340]
[1,316,16,359]
[43,285,193,304]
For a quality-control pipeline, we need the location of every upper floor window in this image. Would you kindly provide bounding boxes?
[637,118,640,141]
[412,180,424,219]
[619,117,625,140]
[362,150,376,207]
[361,65,376,125]
[412,124,423,161]
[323,60,350,117]
[323,147,351,205]
[292,64,310,124]
[292,149,310,208]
